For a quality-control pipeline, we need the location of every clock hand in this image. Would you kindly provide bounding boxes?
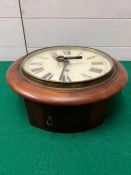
[56,55,82,62]
[59,60,69,81]
[65,56,82,59]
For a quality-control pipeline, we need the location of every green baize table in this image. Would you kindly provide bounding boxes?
[0,61,131,175]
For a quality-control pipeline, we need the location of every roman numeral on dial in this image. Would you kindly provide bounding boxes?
[42,73,54,80]
[89,67,103,73]
[60,75,71,82]
[87,56,95,59]
[82,74,92,79]
[31,67,44,74]
[63,50,71,55]
[36,56,48,59]
[77,51,83,56]
[91,62,103,65]
[50,52,58,58]
[30,62,43,65]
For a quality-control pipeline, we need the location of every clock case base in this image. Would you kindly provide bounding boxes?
[24,99,106,133]
[6,57,128,133]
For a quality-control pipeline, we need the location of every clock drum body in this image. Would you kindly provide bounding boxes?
[6,46,128,133]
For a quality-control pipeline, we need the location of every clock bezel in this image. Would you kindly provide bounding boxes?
[20,46,115,87]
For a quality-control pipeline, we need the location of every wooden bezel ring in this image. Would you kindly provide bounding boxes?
[6,57,128,106]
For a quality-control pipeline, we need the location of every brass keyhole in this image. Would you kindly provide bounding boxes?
[46,116,53,126]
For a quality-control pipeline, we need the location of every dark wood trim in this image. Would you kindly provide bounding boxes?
[24,99,106,133]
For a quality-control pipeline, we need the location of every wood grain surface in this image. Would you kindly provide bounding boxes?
[6,57,128,106]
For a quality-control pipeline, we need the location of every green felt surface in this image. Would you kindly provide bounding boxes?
[0,61,131,175]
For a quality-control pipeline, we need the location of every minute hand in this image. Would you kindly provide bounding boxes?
[59,60,69,81]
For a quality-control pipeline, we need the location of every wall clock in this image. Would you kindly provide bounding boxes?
[6,46,128,133]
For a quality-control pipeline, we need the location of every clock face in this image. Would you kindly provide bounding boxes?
[21,46,114,85]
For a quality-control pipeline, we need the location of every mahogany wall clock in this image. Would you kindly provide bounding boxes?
[6,46,128,133]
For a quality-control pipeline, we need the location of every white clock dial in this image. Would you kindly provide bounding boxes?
[22,46,114,83]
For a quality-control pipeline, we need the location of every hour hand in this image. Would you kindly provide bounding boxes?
[56,55,82,62]
[65,56,82,59]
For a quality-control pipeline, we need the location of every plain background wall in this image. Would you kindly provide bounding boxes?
[0,0,131,61]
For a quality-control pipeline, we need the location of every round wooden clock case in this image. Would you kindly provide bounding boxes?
[6,47,128,133]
